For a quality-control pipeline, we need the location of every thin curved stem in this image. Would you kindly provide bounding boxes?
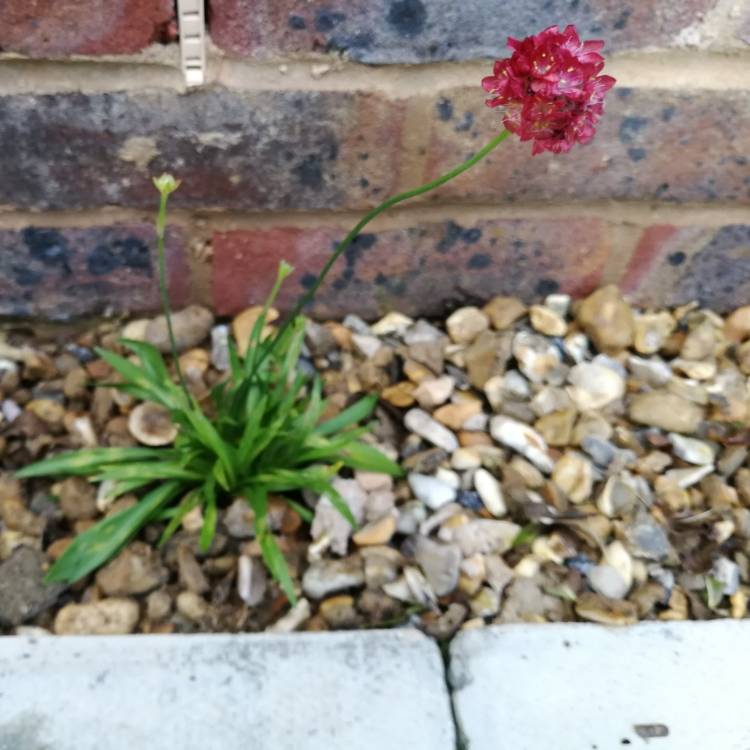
[155,191,190,399]
[264,129,510,367]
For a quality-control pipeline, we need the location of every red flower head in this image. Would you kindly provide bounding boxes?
[482,25,616,155]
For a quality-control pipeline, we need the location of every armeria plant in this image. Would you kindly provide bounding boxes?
[18,25,615,602]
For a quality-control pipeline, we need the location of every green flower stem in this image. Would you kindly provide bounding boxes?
[155,189,190,399]
[267,129,511,367]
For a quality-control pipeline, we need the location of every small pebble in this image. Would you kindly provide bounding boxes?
[408,473,457,510]
[529,305,567,337]
[352,514,397,546]
[176,591,209,623]
[489,416,553,473]
[668,433,716,466]
[302,556,365,599]
[54,599,139,635]
[413,376,455,409]
[268,599,311,633]
[446,307,490,345]
[473,468,507,517]
[404,409,459,452]
[415,536,461,596]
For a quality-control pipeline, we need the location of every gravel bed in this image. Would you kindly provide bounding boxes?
[2,285,750,637]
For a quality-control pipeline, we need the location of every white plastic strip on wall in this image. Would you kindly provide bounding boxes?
[177,0,206,86]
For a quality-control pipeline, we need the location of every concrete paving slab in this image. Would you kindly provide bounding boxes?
[450,621,750,750]
[0,629,455,750]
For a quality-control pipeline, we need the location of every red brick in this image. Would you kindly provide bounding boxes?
[619,224,750,312]
[211,218,610,318]
[0,224,189,320]
[0,0,175,57]
[209,0,717,62]
[1,87,748,212]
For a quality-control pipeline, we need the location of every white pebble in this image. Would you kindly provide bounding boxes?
[405,409,459,452]
[413,376,455,409]
[603,540,633,591]
[563,332,589,363]
[669,433,717,466]
[267,599,311,633]
[435,467,461,489]
[567,362,625,411]
[370,311,413,336]
[545,294,571,317]
[664,464,715,488]
[587,565,629,599]
[474,468,507,517]
[2,399,21,423]
[351,333,382,359]
[446,306,489,344]
[514,555,540,578]
[712,557,741,595]
[408,473,457,510]
[210,325,230,371]
[490,416,553,473]
[452,448,482,470]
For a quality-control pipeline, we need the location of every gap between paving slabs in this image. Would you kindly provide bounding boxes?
[6,620,748,750]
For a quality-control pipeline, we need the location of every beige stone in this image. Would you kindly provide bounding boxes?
[352,515,397,546]
[680,319,718,360]
[552,451,593,503]
[381,381,416,407]
[575,592,637,625]
[725,306,750,343]
[464,331,513,389]
[232,305,278,356]
[576,285,634,353]
[433,400,482,431]
[535,409,576,447]
[446,306,490,344]
[319,595,358,628]
[529,305,567,337]
[96,542,168,596]
[483,296,527,330]
[128,402,178,446]
[413,376,455,409]
[145,305,214,353]
[633,311,675,354]
[629,391,705,433]
[54,598,139,635]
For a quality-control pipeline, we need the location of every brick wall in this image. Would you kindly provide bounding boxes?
[0,0,749,319]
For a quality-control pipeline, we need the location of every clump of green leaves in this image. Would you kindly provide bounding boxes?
[18,179,401,602]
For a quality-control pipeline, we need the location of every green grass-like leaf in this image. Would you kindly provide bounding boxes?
[339,441,403,476]
[120,339,171,385]
[321,482,357,528]
[512,524,540,548]
[158,491,201,546]
[93,462,203,483]
[285,498,314,523]
[46,481,181,583]
[706,576,725,609]
[199,479,218,553]
[315,394,378,436]
[19,256,401,600]
[248,487,297,604]
[96,348,176,409]
[17,447,168,478]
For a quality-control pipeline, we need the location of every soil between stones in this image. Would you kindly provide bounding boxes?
[2,285,750,637]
